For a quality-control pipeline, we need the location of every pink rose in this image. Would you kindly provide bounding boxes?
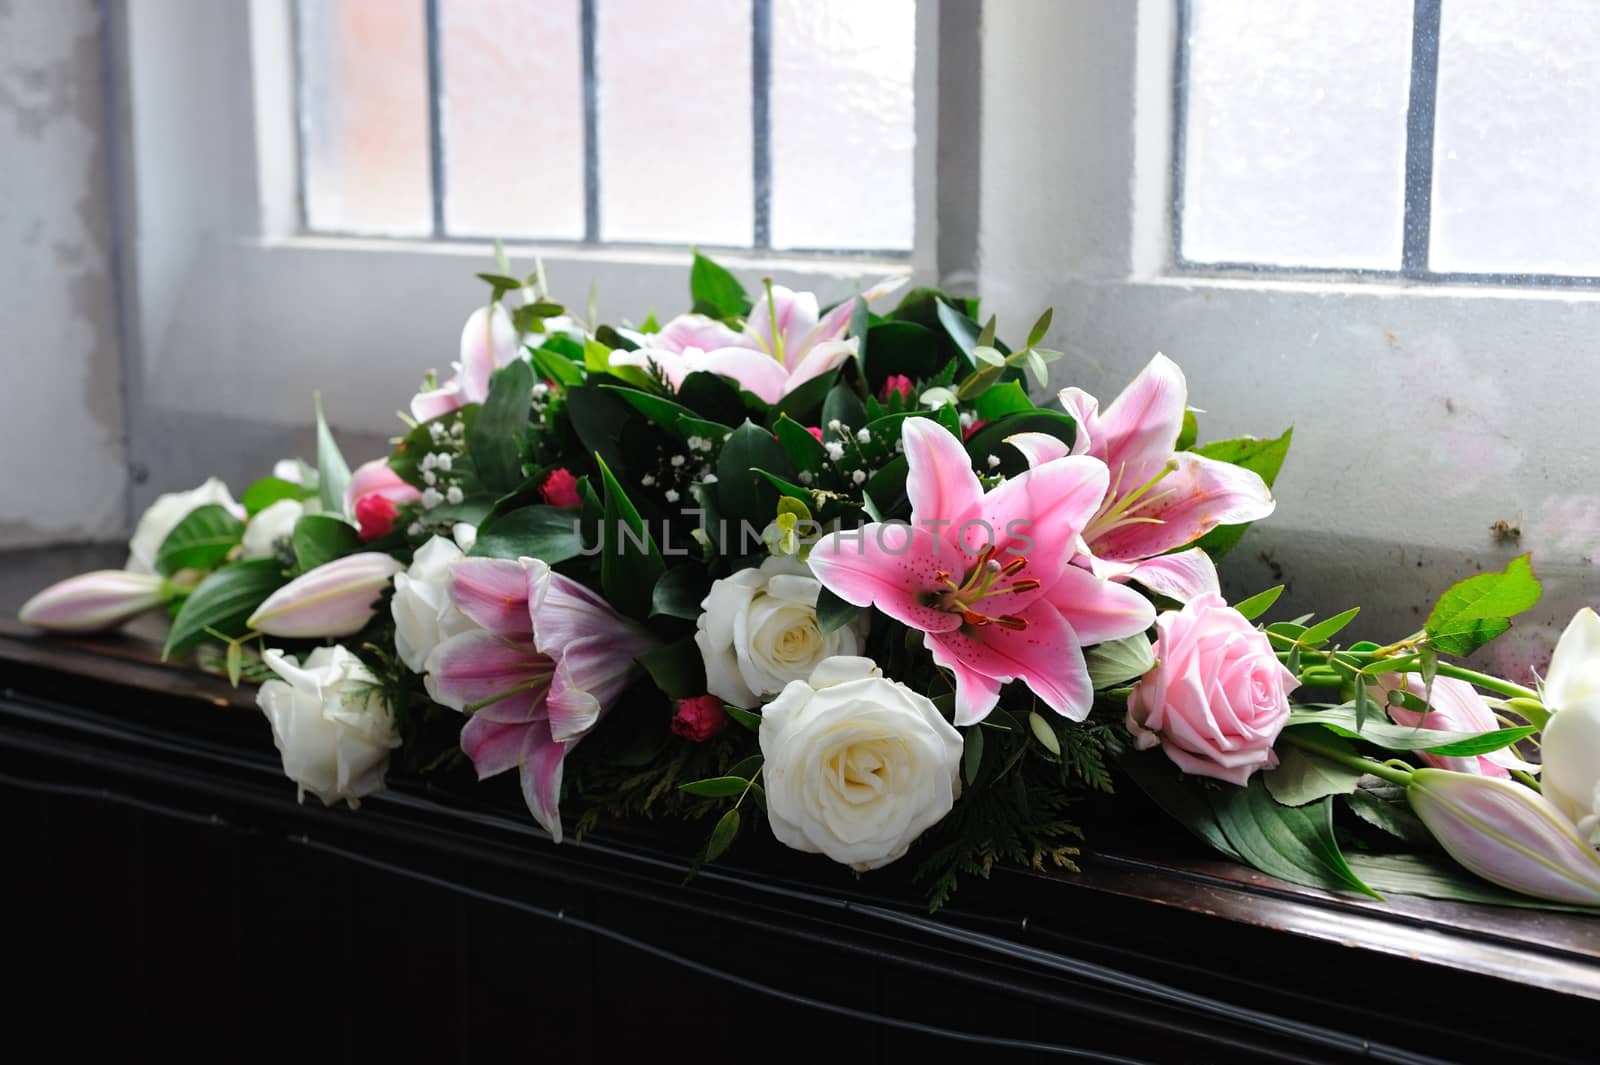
[671,695,728,742]
[879,374,913,402]
[541,468,581,509]
[805,425,823,442]
[346,459,422,542]
[1127,592,1297,785]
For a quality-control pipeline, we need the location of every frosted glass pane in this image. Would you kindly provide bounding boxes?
[597,0,752,245]
[299,0,432,236]
[1431,0,1600,276]
[440,0,585,239]
[769,0,915,251]
[1181,0,1412,269]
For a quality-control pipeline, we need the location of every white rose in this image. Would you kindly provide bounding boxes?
[759,656,963,871]
[391,529,478,672]
[695,555,865,707]
[240,498,304,559]
[257,645,401,807]
[126,477,244,573]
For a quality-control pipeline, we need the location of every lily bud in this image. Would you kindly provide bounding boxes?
[247,552,404,638]
[1407,768,1600,905]
[18,570,171,632]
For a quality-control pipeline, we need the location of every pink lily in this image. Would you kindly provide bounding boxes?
[610,277,906,404]
[1374,673,1540,778]
[424,557,658,841]
[1006,353,1275,601]
[808,418,1154,726]
[410,303,522,422]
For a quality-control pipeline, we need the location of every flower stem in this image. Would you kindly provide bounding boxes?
[1283,730,1415,787]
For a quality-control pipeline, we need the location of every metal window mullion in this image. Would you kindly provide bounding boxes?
[582,0,600,243]
[425,0,447,238]
[1400,0,1442,276]
[752,0,772,249]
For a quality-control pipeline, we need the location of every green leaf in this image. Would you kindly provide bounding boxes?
[771,367,837,424]
[596,455,666,619]
[154,504,244,576]
[862,321,941,385]
[314,392,351,517]
[689,251,752,319]
[468,359,535,494]
[705,807,741,861]
[1286,705,1536,755]
[1263,740,1365,806]
[1119,754,1242,861]
[816,586,863,636]
[821,382,867,440]
[1175,409,1198,452]
[291,513,362,572]
[1084,633,1155,689]
[716,420,793,525]
[962,726,984,784]
[470,505,582,564]
[679,776,751,798]
[773,414,829,473]
[972,380,1034,421]
[603,385,732,444]
[1344,783,1432,845]
[724,705,762,731]
[676,371,750,426]
[531,345,584,388]
[1026,307,1054,349]
[241,476,312,515]
[962,410,1078,473]
[1191,428,1292,557]
[1344,852,1600,914]
[651,565,712,620]
[1028,711,1062,756]
[476,272,523,299]
[163,560,286,658]
[564,384,632,474]
[933,300,982,373]
[1425,553,1542,657]
[637,636,704,699]
[1298,606,1360,649]
[1209,779,1380,898]
[1233,585,1284,622]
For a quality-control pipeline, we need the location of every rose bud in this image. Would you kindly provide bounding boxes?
[246,552,404,638]
[18,570,171,633]
[540,468,582,509]
[1406,768,1600,906]
[671,695,729,742]
[879,374,913,403]
[345,459,421,541]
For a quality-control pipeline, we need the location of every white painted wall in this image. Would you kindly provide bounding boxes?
[978,0,1599,672]
[0,0,127,546]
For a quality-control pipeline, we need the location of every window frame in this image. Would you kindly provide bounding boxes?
[1170,0,1600,289]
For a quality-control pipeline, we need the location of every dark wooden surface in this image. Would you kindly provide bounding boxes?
[3,545,1598,1063]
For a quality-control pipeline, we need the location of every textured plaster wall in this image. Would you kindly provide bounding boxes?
[0,0,126,546]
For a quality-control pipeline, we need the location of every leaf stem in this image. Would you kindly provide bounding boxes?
[1283,731,1414,787]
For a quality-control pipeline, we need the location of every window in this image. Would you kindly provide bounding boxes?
[1175,0,1600,284]
[294,0,917,253]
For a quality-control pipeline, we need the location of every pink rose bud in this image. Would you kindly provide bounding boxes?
[1407,768,1600,905]
[1127,592,1298,785]
[671,694,729,742]
[806,426,823,442]
[18,570,171,633]
[345,459,421,541]
[246,552,404,638]
[879,374,913,402]
[541,468,582,509]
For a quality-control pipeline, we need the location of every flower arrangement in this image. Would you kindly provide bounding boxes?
[21,252,1600,912]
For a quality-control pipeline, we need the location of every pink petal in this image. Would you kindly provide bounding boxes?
[932,601,1093,722]
[652,313,754,354]
[410,383,465,423]
[1055,387,1100,456]
[346,458,421,515]
[426,630,548,714]
[781,338,857,397]
[608,347,690,390]
[460,715,532,779]
[925,633,1005,726]
[451,558,533,635]
[1096,353,1188,487]
[1092,452,1274,561]
[520,731,570,842]
[1004,431,1071,467]
[808,276,909,348]
[1103,547,1220,602]
[459,304,520,403]
[746,285,819,366]
[1043,563,1157,646]
[902,419,982,532]
[807,523,964,634]
[953,454,1109,579]
[684,346,792,404]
